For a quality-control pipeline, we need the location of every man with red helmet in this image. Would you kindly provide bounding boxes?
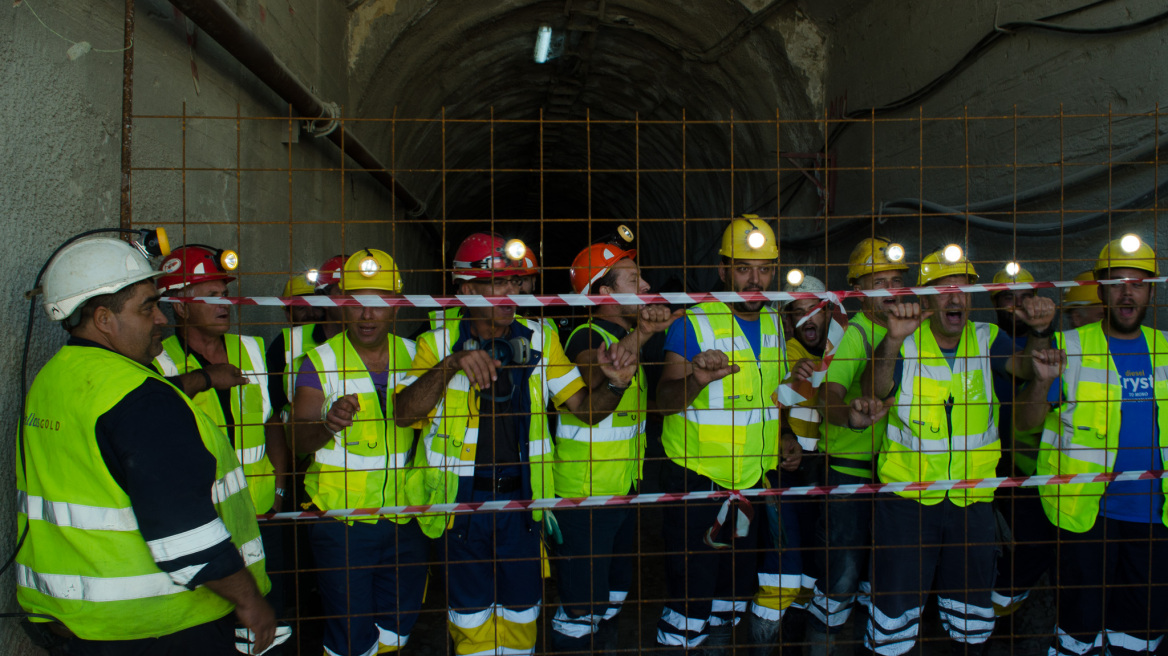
[548,241,682,653]
[153,245,293,619]
[394,232,637,656]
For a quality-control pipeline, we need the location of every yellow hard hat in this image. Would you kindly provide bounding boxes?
[1063,271,1101,307]
[918,244,978,286]
[990,262,1034,296]
[847,237,908,283]
[283,272,317,297]
[719,215,778,260]
[341,249,403,293]
[1094,234,1158,277]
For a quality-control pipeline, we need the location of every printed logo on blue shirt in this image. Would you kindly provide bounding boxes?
[1120,369,1154,400]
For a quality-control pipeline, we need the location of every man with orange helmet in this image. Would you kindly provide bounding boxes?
[291,249,428,656]
[153,245,293,620]
[394,232,637,656]
[549,241,681,653]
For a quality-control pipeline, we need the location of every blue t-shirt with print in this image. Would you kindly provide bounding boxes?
[664,313,761,362]
[1099,333,1164,523]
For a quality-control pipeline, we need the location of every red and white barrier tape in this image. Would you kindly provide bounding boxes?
[163,276,1157,309]
[259,469,1167,521]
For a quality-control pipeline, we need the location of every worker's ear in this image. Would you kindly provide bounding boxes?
[171,295,189,321]
[90,304,115,336]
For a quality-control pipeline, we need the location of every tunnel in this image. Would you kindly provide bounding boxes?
[5,1,1168,654]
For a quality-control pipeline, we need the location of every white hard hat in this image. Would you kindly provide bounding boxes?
[780,274,826,309]
[42,237,163,322]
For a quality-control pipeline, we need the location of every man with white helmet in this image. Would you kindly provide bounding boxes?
[748,271,833,654]
[805,238,902,654]
[17,236,274,654]
[1017,234,1168,656]
[861,245,1055,656]
[655,217,805,653]
[291,249,428,656]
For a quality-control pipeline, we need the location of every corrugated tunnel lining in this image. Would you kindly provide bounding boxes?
[345,1,823,292]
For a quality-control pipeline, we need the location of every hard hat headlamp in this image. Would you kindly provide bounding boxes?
[942,244,963,263]
[358,256,380,277]
[616,225,634,243]
[1005,261,1021,277]
[134,227,170,259]
[747,229,766,250]
[885,243,905,263]
[306,269,320,284]
[786,268,804,286]
[220,250,239,272]
[505,239,527,261]
[1120,234,1142,254]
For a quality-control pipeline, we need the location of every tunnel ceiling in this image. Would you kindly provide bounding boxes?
[344,0,858,290]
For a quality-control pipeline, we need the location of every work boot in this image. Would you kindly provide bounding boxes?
[746,614,784,656]
[803,624,837,656]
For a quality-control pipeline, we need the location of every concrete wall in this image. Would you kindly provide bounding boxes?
[817,0,1168,321]
[0,1,429,651]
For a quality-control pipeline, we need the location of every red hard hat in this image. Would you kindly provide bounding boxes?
[569,243,637,294]
[315,254,347,292]
[452,233,523,280]
[157,245,236,293]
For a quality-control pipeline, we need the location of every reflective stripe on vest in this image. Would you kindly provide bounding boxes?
[410,318,556,538]
[303,331,418,523]
[282,324,322,400]
[554,323,648,497]
[17,345,268,640]
[155,335,275,512]
[1037,323,1168,531]
[881,320,999,506]
[660,303,787,490]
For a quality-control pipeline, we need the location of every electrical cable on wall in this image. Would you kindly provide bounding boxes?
[767,0,1168,227]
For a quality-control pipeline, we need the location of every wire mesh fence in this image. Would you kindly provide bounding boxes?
[123,106,1166,656]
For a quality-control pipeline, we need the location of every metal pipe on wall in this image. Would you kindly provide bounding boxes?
[119,0,135,229]
[169,0,429,219]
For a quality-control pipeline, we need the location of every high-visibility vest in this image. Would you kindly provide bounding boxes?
[660,303,788,490]
[155,334,275,512]
[880,320,1000,506]
[820,314,888,478]
[1037,323,1168,531]
[17,345,268,640]
[281,324,324,402]
[554,323,648,497]
[785,337,822,450]
[407,319,557,538]
[430,307,560,336]
[303,331,419,524]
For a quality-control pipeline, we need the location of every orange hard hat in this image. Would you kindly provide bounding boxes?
[519,244,539,275]
[569,244,637,294]
[157,245,237,293]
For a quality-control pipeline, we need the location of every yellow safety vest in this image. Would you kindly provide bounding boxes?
[660,302,788,490]
[881,320,1000,506]
[304,331,419,524]
[1037,323,1168,531]
[406,320,557,538]
[785,337,822,451]
[281,324,324,403]
[554,322,648,497]
[17,345,268,640]
[155,334,276,512]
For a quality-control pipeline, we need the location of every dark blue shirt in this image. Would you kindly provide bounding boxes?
[664,313,761,362]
